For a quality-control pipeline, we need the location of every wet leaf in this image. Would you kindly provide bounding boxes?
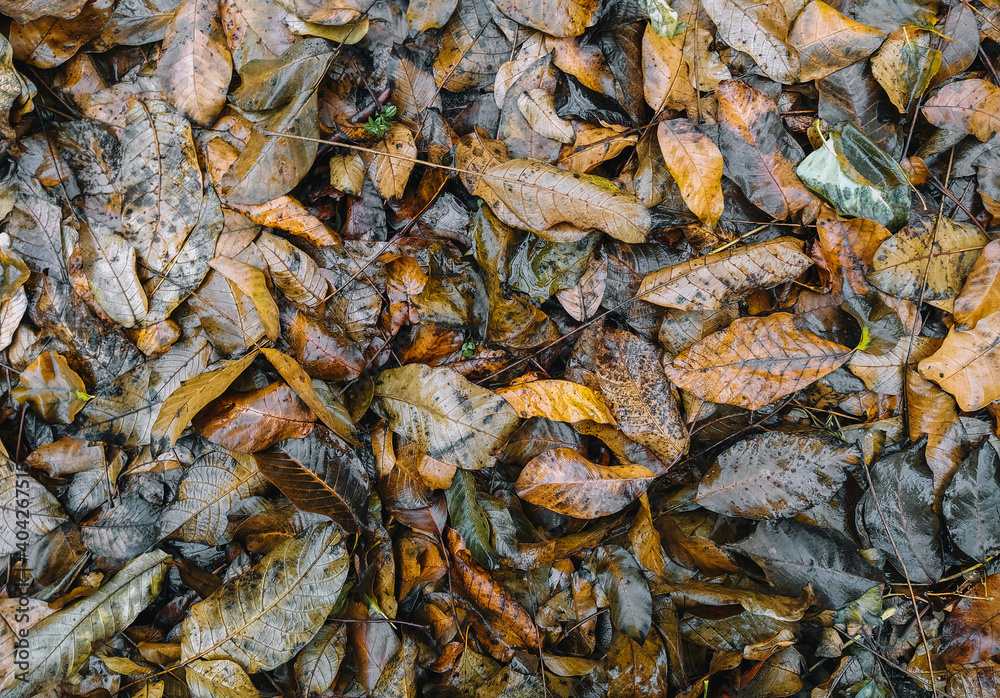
[482,158,651,243]
[2,551,169,698]
[363,123,417,200]
[595,329,686,463]
[642,24,696,113]
[256,232,328,309]
[702,0,798,83]
[433,0,512,92]
[181,522,349,673]
[716,80,817,219]
[497,379,615,424]
[788,1,884,81]
[696,430,861,519]
[918,311,1000,411]
[871,26,941,113]
[515,448,655,519]
[594,544,652,642]
[639,237,812,310]
[375,364,520,470]
[294,621,346,698]
[922,78,1000,143]
[195,380,316,452]
[187,658,260,698]
[656,119,724,228]
[492,0,598,37]
[0,456,67,555]
[159,0,233,126]
[253,427,370,533]
[13,351,90,424]
[856,447,943,585]
[943,437,1000,561]
[867,216,988,302]
[208,256,280,341]
[940,573,1000,663]
[731,518,882,609]
[666,313,852,410]
[78,221,147,327]
[954,239,1000,331]
[797,122,911,231]
[446,468,496,568]
[160,449,269,544]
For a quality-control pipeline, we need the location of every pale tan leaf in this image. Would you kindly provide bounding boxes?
[556,257,607,321]
[294,622,347,698]
[2,551,169,698]
[187,659,261,698]
[558,124,637,174]
[363,123,417,200]
[867,216,989,302]
[494,33,548,106]
[151,350,260,452]
[702,0,799,83]
[160,0,233,127]
[848,335,938,396]
[283,15,368,43]
[407,0,459,34]
[517,88,575,144]
[788,1,885,81]
[160,449,268,544]
[391,55,441,124]
[78,221,148,328]
[256,231,328,309]
[515,448,655,518]
[181,523,349,673]
[666,313,852,410]
[642,24,696,112]
[918,312,1000,411]
[954,239,1000,330]
[482,158,651,243]
[923,78,1000,143]
[639,237,812,310]
[328,153,365,195]
[219,0,298,70]
[0,456,66,555]
[496,379,616,424]
[656,119,724,228]
[374,363,520,470]
[208,256,280,340]
[492,0,599,36]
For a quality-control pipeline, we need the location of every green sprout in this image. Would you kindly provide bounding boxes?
[462,339,476,359]
[364,104,398,137]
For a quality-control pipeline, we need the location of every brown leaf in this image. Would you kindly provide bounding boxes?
[194,381,316,452]
[219,0,297,71]
[595,329,686,464]
[363,123,417,200]
[496,379,616,424]
[514,448,655,519]
[867,216,989,303]
[556,257,606,321]
[10,0,114,69]
[716,80,817,219]
[642,25,696,113]
[788,1,884,82]
[666,313,852,410]
[814,215,891,298]
[159,0,233,127]
[639,237,812,310]
[656,119,724,229]
[923,78,1000,143]
[445,528,540,650]
[492,0,598,37]
[871,26,941,114]
[256,232,328,309]
[702,0,799,83]
[432,0,512,92]
[12,351,90,424]
[406,0,458,33]
[482,158,651,243]
[955,239,1000,331]
[207,256,280,341]
[941,573,1000,663]
[918,312,1000,411]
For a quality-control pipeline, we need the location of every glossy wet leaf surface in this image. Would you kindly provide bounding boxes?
[5,0,1000,695]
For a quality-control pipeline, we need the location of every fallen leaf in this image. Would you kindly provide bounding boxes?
[788,1,885,81]
[666,313,852,410]
[702,0,799,83]
[496,379,616,424]
[515,448,655,518]
[639,237,812,310]
[922,78,1000,143]
[656,119,724,228]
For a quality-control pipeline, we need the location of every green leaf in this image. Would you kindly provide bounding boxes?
[445,469,497,569]
[796,122,910,231]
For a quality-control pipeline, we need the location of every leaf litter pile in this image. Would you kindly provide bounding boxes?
[4,0,1000,695]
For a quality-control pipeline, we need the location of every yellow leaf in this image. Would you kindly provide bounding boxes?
[496,379,616,424]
